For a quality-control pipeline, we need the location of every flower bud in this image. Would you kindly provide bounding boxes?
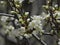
[25,12,29,16]
[16,4,20,8]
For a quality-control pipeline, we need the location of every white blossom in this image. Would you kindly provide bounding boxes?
[31,15,43,20]
[0,1,4,4]
[15,19,18,24]
[19,27,26,35]
[28,15,44,33]
[5,29,9,34]
[55,11,60,15]
[19,36,23,40]
[10,17,14,20]
[25,12,29,15]
[19,0,24,3]
[20,27,25,32]
[6,25,14,30]
[27,18,30,22]
[24,34,32,38]
[55,4,58,7]
[14,0,24,3]
[58,42,60,45]
[54,11,60,19]
[1,16,9,22]
[58,39,60,45]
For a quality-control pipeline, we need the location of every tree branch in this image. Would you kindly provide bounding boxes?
[0,13,14,17]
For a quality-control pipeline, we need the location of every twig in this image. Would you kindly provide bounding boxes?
[32,33,47,45]
[0,13,14,17]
